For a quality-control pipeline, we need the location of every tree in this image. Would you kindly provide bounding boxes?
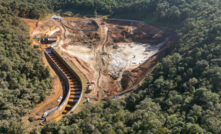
[94,9,97,18]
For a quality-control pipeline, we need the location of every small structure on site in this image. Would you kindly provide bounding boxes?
[88,81,95,91]
[40,37,57,44]
[51,15,63,21]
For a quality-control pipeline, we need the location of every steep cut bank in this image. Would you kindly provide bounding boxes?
[121,34,176,92]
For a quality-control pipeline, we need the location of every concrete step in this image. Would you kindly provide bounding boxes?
[70,95,80,99]
[70,84,81,88]
[48,53,55,56]
[66,75,76,79]
[66,104,73,108]
[52,59,61,62]
[70,91,81,95]
[50,57,59,60]
[57,64,66,68]
[71,88,81,91]
[62,110,67,114]
[63,70,71,73]
[49,55,56,58]
[69,81,79,85]
[68,99,78,103]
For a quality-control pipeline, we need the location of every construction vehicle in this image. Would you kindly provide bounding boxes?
[88,81,95,91]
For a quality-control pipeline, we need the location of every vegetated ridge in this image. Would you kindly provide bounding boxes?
[1,0,221,133]
[0,2,53,133]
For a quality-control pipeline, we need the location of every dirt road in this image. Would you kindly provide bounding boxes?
[23,19,64,119]
[26,17,177,103]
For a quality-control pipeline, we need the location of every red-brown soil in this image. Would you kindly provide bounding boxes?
[25,17,176,104]
[22,19,63,119]
[121,38,176,93]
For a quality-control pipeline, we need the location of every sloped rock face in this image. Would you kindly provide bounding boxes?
[120,36,177,92]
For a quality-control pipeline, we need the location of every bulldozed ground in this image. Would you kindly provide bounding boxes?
[22,18,64,119]
[24,17,176,103]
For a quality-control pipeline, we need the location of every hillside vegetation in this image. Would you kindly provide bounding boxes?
[1,0,221,134]
[0,1,53,133]
[7,0,220,22]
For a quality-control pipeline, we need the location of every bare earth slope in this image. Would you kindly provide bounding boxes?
[28,17,176,102]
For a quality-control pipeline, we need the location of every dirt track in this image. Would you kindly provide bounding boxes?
[23,19,63,119]
[58,18,176,100]
[25,17,176,104]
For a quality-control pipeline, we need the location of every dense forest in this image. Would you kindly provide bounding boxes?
[6,0,221,23]
[0,1,53,133]
[1,0,221,133]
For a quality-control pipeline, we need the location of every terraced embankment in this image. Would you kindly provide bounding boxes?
[41,43,83,121]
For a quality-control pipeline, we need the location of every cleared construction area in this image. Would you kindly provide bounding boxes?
[54,18,176,100]
[24,16,176,118]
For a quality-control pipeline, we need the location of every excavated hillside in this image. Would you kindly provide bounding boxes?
[28,17,176,102]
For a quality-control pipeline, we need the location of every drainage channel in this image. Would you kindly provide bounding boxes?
[41,43,82,120]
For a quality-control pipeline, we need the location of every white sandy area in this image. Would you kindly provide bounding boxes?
[107,42,158,75]
[59,40,94,61]
[49,28,60,36]
[58,41,160,76]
